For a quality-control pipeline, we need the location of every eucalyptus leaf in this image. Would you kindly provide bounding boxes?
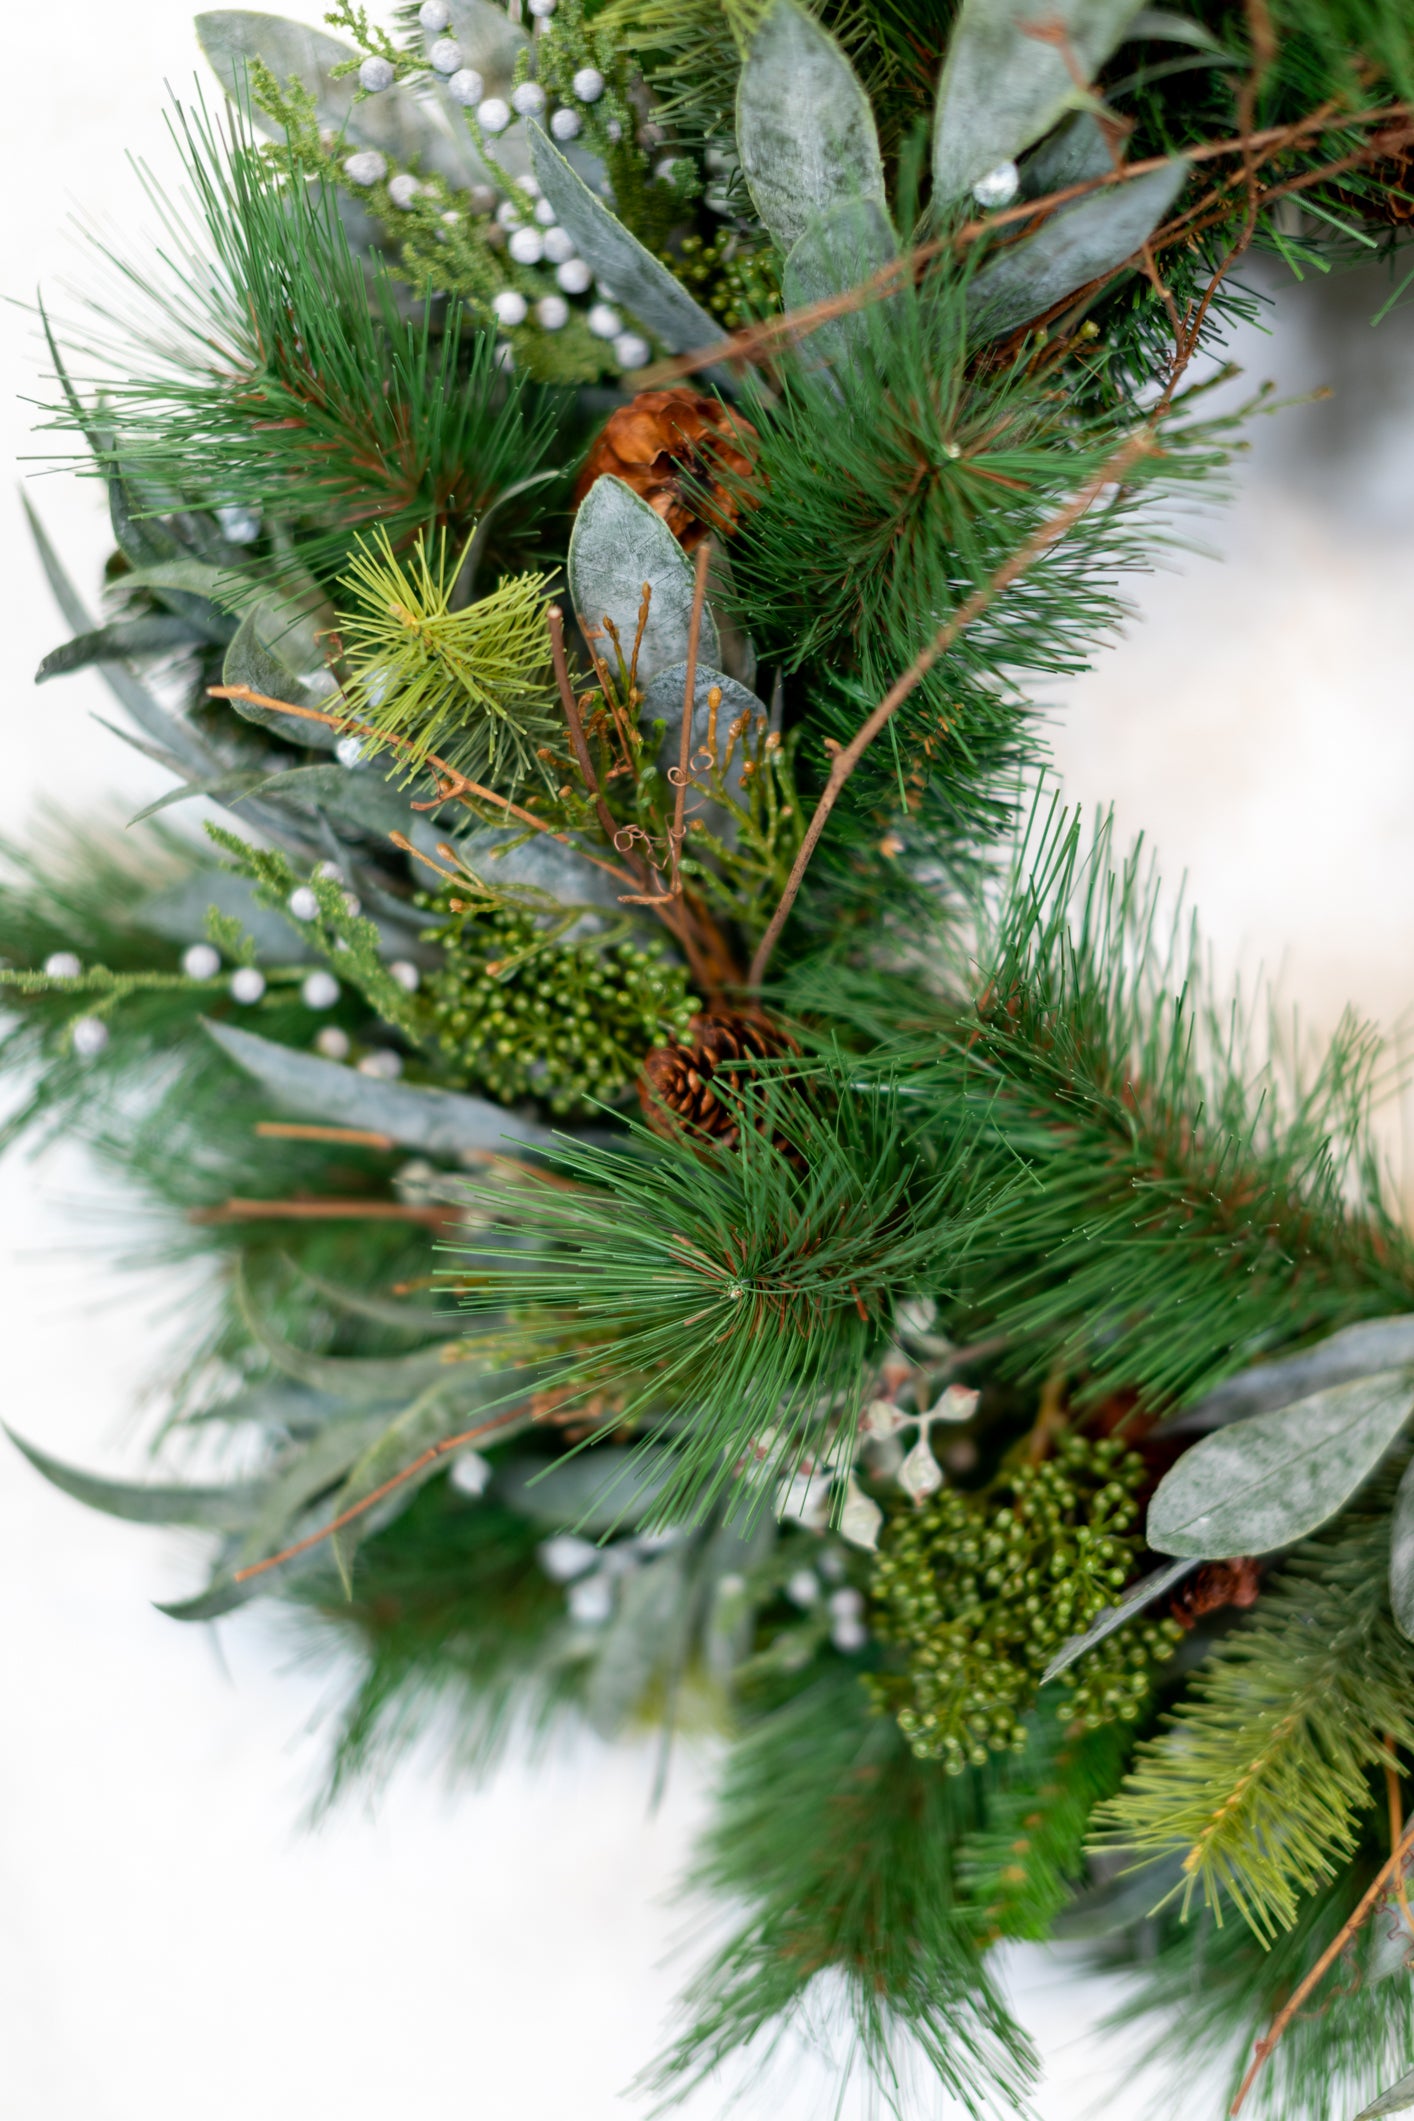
[222,596,343,750]
[452,824,626,917]
[968,158,1189,342]
[639,661,759,845]
[138,869,315,960]
[1170,1315,1414,1432]
[127,771,275,827]
[331,1387,473,1591]
[933,0,1149,203]
[1020,111,1114,199]
[568,476,720,688]
[1127,7,1233,53]
[196,11,475,186]
[36,615,204,682]
[1355,2068,1414,2120]
[1040,1556,1196,1683]
[203,1019,558,1154]
[585,1545,693,1735]
[496,1447,676,1534]
[736,0,886,256]
[1389,1454,1414,1644]
[24,498,215,775]
[1146,1370,1414,1559]
[434,0,526,88]
[781,195,898,372]
[238,1419,387,1587]
[5,1427,267,1529]
[526,126,727,365]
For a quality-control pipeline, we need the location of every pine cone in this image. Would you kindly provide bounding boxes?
[639,1009,793,1149]
[1169,1556,1261,1630]
[573,388,759,550]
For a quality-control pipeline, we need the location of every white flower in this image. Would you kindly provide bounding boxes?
[477,96,511,134]
[43,951,81,979]
[839,1477,883,1551]
[550,106,582,142]
[535,293,569,330]
[446,66,485,107]
[181,943,221,981]
[586,300,621,339]
[972,160,1020,209]
[511,82,546,118]
[492,287,528,327]
[230,967,266,1005]
[778,1470,833,1530]
[343,149,388,187]
[860,1398,906,1440]
[925,1382,981,1424]
[358,55,395,92]
[301,970,340,1010]
[428,36,463,73]
[508,226,545,265]
[555,256,592,294]
[898,1435,944,1504]
[572,66,604,101]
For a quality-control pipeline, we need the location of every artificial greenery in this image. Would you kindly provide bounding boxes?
[10,1,1414,2115]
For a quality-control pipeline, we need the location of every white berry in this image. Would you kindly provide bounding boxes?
[449,1450,492,1497]
[528,0,557,15]
[389,960,421,993]
[388,173,420,209]
[508,226,544,264]
[43,951,81,979]
[511,81,546,118]
[492,288,528,326]
[288,886,319,920]
[358,55,395,92]
[429,36,462,73]
[315,1025,350,1060]
[343,149,388,186]
[496,198,522,227]
[555,256,591,294]
[446,66,485,106]
[541,224,574,263]
[335,734,364,768]
[533,196,557,226]
[549,106,582,143]
[586,301,621,339]
[71,1016,109,1058]
[477,97,511,133]
[535,293,569,330]
[572,66,604,102]
[302,970,340,1010]
[494,341,515,369]
[181,943,221,981]
[972,159,1020,208]
[230,967,266,1004]
[613,330,650,369]
[605,116,622,143]
[216,504,260,544]
[418,0,450,27]
[357,1049,404,1079]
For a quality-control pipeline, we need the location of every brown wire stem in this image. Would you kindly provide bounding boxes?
[671,540,714,892]
[231,1404,533,1584]
[1230,1809,1414,2113]
[747,426,1156,987]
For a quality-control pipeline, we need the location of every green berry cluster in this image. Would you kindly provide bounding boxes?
[867,1435,1181,1773]
[664,233,781,331]
[420,893,698,1116]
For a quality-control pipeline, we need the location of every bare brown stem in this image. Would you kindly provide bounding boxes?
[189,1197,450,1225]
[254,1122,395,1148]
[670,540,713,892]
[747,427,1155,987]
[547,605,633,857]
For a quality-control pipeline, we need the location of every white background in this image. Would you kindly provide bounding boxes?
[3,7,1414,2115]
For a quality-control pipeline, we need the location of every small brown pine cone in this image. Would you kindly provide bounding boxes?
[639,1009,794,1150]
[1169,1556,1262,1631]
[573,388,760,550]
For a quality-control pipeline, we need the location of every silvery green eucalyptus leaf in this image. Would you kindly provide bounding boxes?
[196,11,475,186]
[1170,1314,1414,1432]
[526,127,727,364]
[496,1448,676,1533]
[736,0,887,255]
[933,0,1149,203]
[1146,1369,1414,1559]
[36,615,204,683]
[639,661,760,844]
[5,1427,267,1529]
[222,595,343,750]
[568,475,720,688]
[968,157,1188,342]
[1039,1556,1197,1683]
[203,1018,558,1154]
[1355,2070,1414,2120]
[1389,1453,1414,1642]
[1020,111,1114,198]
[585,1545,693,1735]
[331,1386,492,1591]
[781,195,898,373]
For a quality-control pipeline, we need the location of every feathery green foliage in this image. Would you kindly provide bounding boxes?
[336,529,558,792]
[1095,1490,1414,1942]
[44,102,567,589]
[647,1664,1039,2119]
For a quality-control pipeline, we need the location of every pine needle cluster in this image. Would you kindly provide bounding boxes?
[1095,1489,1414,1942]
[336,529,559,792]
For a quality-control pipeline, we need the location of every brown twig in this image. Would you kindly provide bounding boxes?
[670,539,713,892]
[254,1122,395,1148]
[231,1404,533,1584]
[189,1197,450,1225]
[747,426,1156,987]
[546,606,633,857]
[1386,1736,1414,1933]
[1230,1810,1414,2113]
